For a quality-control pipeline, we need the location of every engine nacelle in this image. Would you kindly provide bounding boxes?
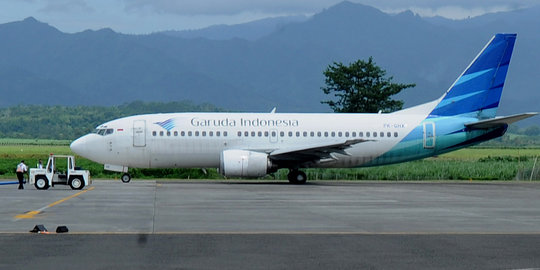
[220,150,271,178]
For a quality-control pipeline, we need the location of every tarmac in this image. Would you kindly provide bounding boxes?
[1,179,540,269]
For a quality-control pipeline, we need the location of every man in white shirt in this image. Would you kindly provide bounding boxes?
[16,161,28,190]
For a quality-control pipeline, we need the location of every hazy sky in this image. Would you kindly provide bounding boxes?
[0,0,536,34]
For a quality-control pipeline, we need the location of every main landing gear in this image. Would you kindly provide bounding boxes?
[121,173,131,183]
[287,169,307,185]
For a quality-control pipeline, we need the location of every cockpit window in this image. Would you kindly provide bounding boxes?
[94,128,114,136]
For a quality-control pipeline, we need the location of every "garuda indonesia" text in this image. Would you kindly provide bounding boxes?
[191,117,299,127]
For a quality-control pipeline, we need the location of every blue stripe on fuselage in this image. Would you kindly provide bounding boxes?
[362,117,504,167]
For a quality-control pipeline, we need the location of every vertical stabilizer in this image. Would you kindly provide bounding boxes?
[430,33,516,119]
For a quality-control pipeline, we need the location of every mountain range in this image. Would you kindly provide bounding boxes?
[0,1,538,124]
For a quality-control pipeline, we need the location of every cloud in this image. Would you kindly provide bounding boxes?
[364,0,538,18]
[366,0,534,9]
[2,0,538,34]
[418,6,515,19]
[36,0,95,13]
[114,0,540,22]
[120,0,336,16]
[383,5,518,19]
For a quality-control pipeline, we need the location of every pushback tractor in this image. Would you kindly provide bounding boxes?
[29,155,91,190]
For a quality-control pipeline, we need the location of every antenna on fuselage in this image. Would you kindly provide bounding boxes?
[270,107,277,114]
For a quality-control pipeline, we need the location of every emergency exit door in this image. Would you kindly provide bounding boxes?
[133,120,146,147]
[423,122,435,149]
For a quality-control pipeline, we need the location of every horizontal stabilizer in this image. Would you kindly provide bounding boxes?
[465,112,538,129]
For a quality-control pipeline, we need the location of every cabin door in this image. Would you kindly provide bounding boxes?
[423,122,435,149]
[133,120,146,147]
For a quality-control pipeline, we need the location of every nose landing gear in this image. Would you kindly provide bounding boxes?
[121,173,131,183]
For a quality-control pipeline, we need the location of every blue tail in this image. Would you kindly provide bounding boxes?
[429,33,516,119]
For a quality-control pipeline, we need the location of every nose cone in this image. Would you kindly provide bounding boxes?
[71,134,109,164]
[70,135,92,158]
[70,136,85,156]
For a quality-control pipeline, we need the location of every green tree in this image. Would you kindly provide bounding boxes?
[321,57,415,113]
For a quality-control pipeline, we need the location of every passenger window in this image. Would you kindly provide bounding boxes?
[188,131,193,136]
[303,131,308,137]
[366,132,370,137]
[387,132,391,137]
[159,131,164,136]
[258,131,262,137]
[264,131,269,137]
[195,131,200,136]
[288,131,293,137]
[152,131,157,136]
[223,131,228,137]
[359,132,363,137]
[317,132,322,137]
[331,132,335,137]
[352,132,356,137]
[345,132,349,137]
[394,132,398,137]
[310,131,315,137]
[272,131,276,137]
[181,131,185,136]
[202,131,206,137]
[238,131,242,137]
[174,131,178,136]
[338,132,342,137]
[296,132,300,137]
[373,132,377,137]
[280,131,285,137]
[216,131,220,137]
[209,131,213,137]
[244,131,249,137]
[251,131,256,137]
[167,131,171,136]
[324,132,329,137]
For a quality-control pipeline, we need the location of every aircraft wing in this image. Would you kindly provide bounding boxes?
[465,112,538,129]
[269,139,370,162]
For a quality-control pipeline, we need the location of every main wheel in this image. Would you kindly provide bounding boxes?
[287,170,307,185]
[121,173,131,183]
[69,177,85,190]
[35,176,49,190]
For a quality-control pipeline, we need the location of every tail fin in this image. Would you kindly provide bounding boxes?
[430,33,516,119]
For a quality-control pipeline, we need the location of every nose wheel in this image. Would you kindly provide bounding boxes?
[121,173,131,183]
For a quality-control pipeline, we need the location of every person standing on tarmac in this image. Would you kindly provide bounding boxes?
[16,160,28,190]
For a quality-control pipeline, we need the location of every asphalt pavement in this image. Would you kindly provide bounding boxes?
[1,180,539,269]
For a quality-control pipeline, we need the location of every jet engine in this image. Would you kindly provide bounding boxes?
[220,150,272,178]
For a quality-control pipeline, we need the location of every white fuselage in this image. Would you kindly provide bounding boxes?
[71,111,428,170]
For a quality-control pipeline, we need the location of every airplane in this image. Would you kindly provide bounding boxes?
[70,33,537,184]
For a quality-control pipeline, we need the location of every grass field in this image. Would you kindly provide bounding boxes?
[0,139,538,181]
[437,148,540,160]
